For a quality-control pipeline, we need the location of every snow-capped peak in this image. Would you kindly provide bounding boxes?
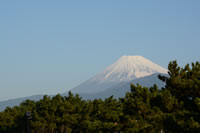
[71,55,168,93]
[91,55,168,82]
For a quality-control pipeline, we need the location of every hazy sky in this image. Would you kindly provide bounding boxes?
[0,0,200,101]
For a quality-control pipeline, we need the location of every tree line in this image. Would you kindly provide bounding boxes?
[0,61,200,133]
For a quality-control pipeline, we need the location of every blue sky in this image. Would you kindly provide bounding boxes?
[0,0,200,100]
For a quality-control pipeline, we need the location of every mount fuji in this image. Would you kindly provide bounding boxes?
[0,55,168,111]
[70,56,168,98]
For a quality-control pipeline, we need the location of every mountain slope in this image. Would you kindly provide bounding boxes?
[71,56,168,94]
[76,73,167,99]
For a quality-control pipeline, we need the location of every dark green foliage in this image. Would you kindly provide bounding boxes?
[0,61,200,132]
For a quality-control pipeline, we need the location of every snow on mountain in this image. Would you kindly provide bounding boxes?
[92,56,167,82]
[71,56,168,94]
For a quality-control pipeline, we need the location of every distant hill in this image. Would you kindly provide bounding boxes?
[0,55,168,112]
[0,95,44,112]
